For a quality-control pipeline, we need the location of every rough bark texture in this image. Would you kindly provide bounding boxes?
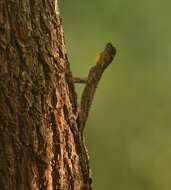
[0,0,92,189]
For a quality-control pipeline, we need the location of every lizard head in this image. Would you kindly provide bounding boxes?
[105,43,116,56]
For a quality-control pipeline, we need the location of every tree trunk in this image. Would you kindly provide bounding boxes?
[0,0,117,189]
[0,0,92,189]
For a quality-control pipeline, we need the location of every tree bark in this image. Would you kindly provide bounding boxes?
[0,1,116,189]
[0,0,91,189]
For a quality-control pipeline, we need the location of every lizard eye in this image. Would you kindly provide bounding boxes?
[106,43,116,55]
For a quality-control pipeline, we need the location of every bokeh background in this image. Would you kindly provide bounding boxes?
[61,1,171,189]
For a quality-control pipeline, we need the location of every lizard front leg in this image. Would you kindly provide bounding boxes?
[72,77,87,84]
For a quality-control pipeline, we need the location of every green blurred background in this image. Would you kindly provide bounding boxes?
[61,1,171,189]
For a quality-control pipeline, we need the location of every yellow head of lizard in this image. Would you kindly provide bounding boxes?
[96,43,116,65]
